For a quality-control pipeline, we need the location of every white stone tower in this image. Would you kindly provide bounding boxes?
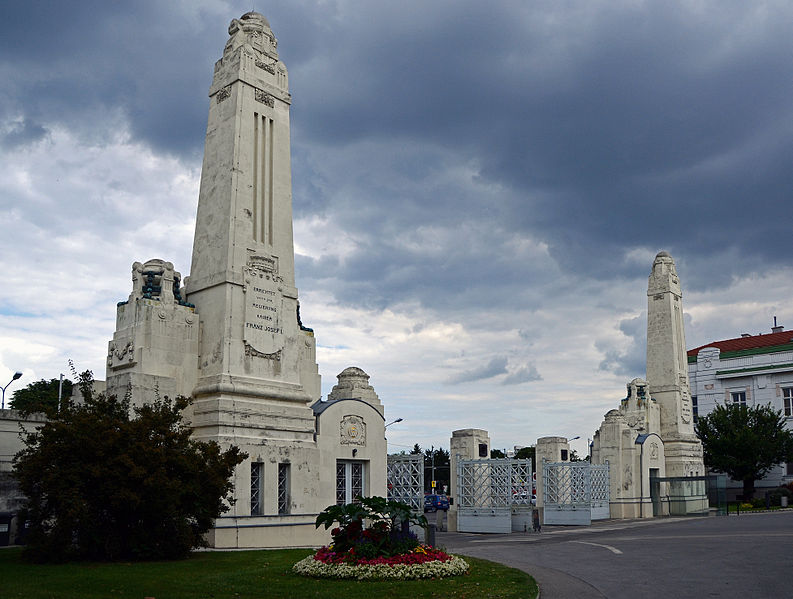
[184,12,322,524]
[646,251,703,477]
[103,12,389,547]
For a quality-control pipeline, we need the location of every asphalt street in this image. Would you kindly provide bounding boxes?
[438,511,793,598]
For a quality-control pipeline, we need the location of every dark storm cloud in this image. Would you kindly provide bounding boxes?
[0,0,222,156]
[286,1,793,297]
[3,0,792,314]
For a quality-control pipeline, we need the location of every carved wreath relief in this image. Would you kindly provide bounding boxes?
[107,340,135,369]
[340,415,366,446]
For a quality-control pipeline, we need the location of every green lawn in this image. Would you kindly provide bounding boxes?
[0,547,538,599]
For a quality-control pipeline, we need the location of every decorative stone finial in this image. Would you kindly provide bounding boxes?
[224,11,278,60]
[327,366,383,414]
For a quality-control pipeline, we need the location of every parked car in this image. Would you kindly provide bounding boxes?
[424,494,450,512]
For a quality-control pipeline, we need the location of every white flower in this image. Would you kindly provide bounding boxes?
[292,555,470,580]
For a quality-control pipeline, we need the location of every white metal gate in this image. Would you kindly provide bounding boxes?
[543,462,610,525]
[387,454,424,512]
[590,464,610,520]
[457,459,533,533]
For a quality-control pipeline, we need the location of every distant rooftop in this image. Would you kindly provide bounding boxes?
[688,328,793,362]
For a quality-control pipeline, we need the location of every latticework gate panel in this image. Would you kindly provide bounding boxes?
[387,454,424,512]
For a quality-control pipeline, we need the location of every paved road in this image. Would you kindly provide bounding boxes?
[438,511,793,598]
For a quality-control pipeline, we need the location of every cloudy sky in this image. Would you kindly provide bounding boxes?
[2,1,792,457]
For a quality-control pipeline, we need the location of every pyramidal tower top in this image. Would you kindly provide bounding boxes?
[189,11,292,291]
[186,12,319,408]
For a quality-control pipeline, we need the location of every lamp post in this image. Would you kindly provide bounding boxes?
[385,417,403,428]
[1,371,23,410]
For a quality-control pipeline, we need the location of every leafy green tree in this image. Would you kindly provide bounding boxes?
[490,448,507,459]
[514,446,536,470]
[410,443,422,455]
[695,402,793,500]
[13,371,246,562]
[10,378,72,416]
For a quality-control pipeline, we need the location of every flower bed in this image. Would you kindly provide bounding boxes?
[294,497,469,580]
[293,544,469,580]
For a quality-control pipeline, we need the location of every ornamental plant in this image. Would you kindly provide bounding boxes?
[315,496,428,558]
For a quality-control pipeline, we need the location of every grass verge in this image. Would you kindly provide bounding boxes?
[1,546,537,599]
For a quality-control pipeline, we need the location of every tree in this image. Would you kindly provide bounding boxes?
[490,448,507,459]
[13,371,246,562]
[514,446,536,470]
[10,377,73,416]
[423,446,450,492]
[695,402,793,500]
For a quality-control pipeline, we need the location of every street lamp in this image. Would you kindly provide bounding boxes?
[385,417,403,428]
[1,371,23,410]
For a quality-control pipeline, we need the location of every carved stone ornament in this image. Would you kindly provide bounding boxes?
[107,340,136,369]
[254,88,275,107]
[650,442,659,460]
[626,414,646,430]
[256,58,276,74]
[680,397,692,424]
[244,342,281,360]
[340,415,366,446]
[622,465,633,491]
[216,85,231,103]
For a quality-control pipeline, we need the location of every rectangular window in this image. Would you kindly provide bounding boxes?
[731,391,746,406]
[251,462,263,515]
[278,463,290,515]
[783,388,793,417]
[336,461,366,505]
[336,462,346,505]
[692,396,698,423]
[787,462,793,476]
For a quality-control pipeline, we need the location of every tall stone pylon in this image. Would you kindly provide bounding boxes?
[646,251,704,477]
[185,12,320,471]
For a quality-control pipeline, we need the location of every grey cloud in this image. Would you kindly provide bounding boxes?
[597,312,646,377]
[502,365,542,386]
[1,119,48,149]
[447,356,508,385]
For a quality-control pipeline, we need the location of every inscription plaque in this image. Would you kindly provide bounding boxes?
[244,257,285,355]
